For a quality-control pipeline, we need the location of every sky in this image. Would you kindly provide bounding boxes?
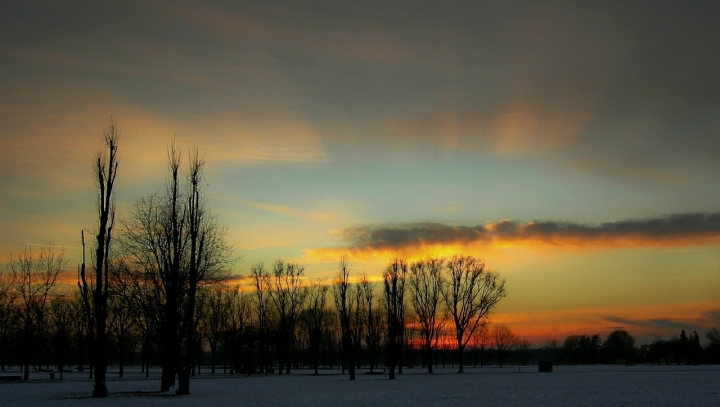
[1,0,720,346]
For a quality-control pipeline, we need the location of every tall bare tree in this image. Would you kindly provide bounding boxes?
[359,275,382,373]
[408,257,444,373]
[268,260,308,374]
[121,144,231,393]
[302,279,329,374]
[0,271,16,371]
[78,118,118,397]
[383,257,406,380]
[442,255,505,373]
[251,263,271,374]
[7,244,65,380]
[333,255,359,380]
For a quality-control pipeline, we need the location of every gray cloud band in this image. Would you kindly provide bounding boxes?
[342,213,720,249]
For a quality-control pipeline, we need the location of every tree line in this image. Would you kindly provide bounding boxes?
[0,246,508,383]
[534,328,720,366]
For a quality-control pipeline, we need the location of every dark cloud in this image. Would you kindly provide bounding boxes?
[701,310,720,324]
[341,212,720,250]
[649,319,691,330]
[605,316,645,327]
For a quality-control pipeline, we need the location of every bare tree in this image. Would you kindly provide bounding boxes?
[7,244,65,380]
[492,323,518,367]
[269,260,307,374]
[408,257,444,374]
[49,296,73,380]
[301,279,329,374]
[333,255,359,380]
[0,271,16,371]
[117,261,157,378]
[107,262,136,378]
[359,275,382,373]
[202,284,229,373]
[383,257,406,380]
[176,149,232,393]
[516,339,532,366]
[222,285,252,374]
[78,118,118,397]
[442,255,506,373]
[121,144,231,393]
[471,321,490,367]
[251,263,271,375]
[68,293,88,374]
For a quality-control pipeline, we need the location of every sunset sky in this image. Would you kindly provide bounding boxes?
[2,1,720,345]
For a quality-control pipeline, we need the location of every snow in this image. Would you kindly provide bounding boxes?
[1,365,718,407]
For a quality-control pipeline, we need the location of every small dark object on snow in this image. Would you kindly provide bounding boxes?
[538,361,553,372]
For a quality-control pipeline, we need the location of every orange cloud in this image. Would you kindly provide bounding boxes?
[381,101,591,156]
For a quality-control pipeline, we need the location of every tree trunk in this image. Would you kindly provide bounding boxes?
[426,341,433,374]
[160,362,175,391]
[457,344,465,373]
[211,343,216,374]
[118,348,124,378]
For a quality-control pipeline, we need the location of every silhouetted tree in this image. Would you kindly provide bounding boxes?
[251,263,271,374]
[516,339,532,366]
[602,329,636,363]
[677,330,688,364]
[492,323,517,367]
[564,334,601,364]
[359,275,382,373]
[107,263,135,378]
[408,257,444,373]
[333,255,359,380]
[471,322,490,367]
[121,144,231,393]
[202,285,229,373]
[69,293,88,374]
[49,296,73,379]
[301,279,329,374]
[689,331,702,364]
[442,255,506,373]
[269,260,307,374]
[78,118,118,397]
[0,272,16,371]
[223,285,252,374]
[383,258,406,380]
[705,328,720,364]
[118,262,157,378]
[7,244,65,380]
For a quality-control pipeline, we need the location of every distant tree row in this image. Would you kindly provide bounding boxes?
[0,252,507,380]
[532,329,720,365]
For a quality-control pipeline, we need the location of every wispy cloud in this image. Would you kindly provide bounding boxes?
[381,103,590,155]
[242,201,336,222]
[168,3,412,66]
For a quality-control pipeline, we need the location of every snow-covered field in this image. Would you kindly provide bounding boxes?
[1,365,718,406]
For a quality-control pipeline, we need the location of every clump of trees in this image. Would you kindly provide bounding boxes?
[644,330,704,365]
